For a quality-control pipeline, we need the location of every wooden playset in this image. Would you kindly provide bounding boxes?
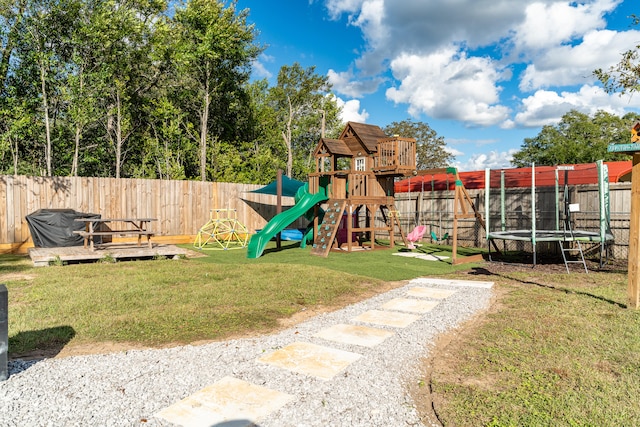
[247,121,486,262]
[307,122,485,263]
[307,122,415,256]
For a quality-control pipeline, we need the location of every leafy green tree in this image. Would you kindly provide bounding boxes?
[0,0,26,91]
[241,78,283,182]
[384,119,453,170]
[511,110,639,167]
[268,63,340,179]
[594,15,640,94]
[19,0,81,175]
[173,0,260,181]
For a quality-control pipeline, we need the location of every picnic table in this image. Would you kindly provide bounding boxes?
[74,218,156,251]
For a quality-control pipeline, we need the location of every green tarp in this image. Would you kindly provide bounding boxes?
[249,176,305,198]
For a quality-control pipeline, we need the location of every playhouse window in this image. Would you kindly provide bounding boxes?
[355,157,366,171]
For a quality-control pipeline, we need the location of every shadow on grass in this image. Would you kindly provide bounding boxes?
[468,266,626,308]
[0,254,32,274]
[9,325,76,372]
[262,240,302,255]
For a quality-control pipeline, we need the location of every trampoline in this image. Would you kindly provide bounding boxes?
[488,229,614,265]
[485,161,613,272]
[488,229,614,243]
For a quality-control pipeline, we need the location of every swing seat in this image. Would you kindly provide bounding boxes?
[406,225,427,249]
[431,231,449,242]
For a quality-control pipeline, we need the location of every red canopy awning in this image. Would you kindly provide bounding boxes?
[394,161,632,193]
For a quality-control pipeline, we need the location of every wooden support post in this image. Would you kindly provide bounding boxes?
[347,204,353,252]
[628,153,640,308]
[452,185,460,265]
[276,169,282,249]
[370,204,377,250]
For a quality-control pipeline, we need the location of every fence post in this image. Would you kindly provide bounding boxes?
[0,284,7,380]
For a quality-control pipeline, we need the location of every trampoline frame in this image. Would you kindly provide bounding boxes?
[485,161,613,269]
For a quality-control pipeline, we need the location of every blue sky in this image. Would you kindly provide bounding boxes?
[236,0,640,171]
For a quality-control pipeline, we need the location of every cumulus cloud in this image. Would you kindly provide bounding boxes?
[335,97,370,123]
[385,48,511,126]
[513,85,640,127]
[322,0,633,130]
[327,69,384,97]
[456,150,518,171]
[519,29,640,91]
[512,0,620,52]
[251,54,275,79]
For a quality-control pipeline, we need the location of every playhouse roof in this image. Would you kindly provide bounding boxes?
[315,138,352,157]
[394,160,633,192]
[340,122,388,153]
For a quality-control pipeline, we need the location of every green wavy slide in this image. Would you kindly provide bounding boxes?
[247,183,327,259]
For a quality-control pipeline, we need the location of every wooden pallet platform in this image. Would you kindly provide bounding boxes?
[28,244,190,267]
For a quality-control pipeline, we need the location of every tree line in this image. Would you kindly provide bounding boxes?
[0,0,637,182]
[0,0,348,182]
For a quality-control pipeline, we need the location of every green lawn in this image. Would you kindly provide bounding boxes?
[2,242,636,426]
[1,241,475,355]
[424,267,638,427]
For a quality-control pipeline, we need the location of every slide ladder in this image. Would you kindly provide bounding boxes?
[311,199,346,257]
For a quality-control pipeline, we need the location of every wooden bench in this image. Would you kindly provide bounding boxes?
[74,218,156,251]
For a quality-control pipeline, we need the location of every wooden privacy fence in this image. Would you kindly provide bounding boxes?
[0,175,305,253]
[0,175,633,258]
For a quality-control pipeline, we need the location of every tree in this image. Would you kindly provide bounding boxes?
[19,0,81,175]
[173,0,260,181]
[268,63,338,178]
[384,119,453,170]
[594,15,640,94]
[511,110,639,167]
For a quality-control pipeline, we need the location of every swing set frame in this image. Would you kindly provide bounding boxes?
[407,167,492,264]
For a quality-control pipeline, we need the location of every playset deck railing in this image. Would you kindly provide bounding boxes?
[375,138,416,171]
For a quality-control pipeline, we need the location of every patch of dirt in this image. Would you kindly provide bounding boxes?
[0,272,36,281]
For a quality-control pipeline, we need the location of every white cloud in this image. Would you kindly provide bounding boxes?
[323,0,637,133]
[325,0,366,18]
[456,150,518,172]
[519,29,640,91]
[251,54,275,79]
[513,85,640,127]
[328,0,527,76]
[327,69,384,97]
[513,0,620,52]
[335,97,370,123]
[385,48,511,126]
[252,61,272,79]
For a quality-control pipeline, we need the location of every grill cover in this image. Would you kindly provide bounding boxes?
[25,209,101,247]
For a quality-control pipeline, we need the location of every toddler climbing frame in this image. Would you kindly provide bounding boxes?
[194,209,249,250]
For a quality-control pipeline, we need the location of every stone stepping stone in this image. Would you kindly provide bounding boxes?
[314,324,395,347]
[258,342,361,381]
[352,309,421,328]
[381,298,440,314]
[406,287,457,299]
[155,376,294,427]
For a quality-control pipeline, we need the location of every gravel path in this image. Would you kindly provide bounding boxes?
[0,278,493,427]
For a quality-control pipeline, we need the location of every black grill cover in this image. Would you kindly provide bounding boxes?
[25,209,101,248]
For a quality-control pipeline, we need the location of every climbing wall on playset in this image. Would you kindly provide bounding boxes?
[311,200,347,257]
